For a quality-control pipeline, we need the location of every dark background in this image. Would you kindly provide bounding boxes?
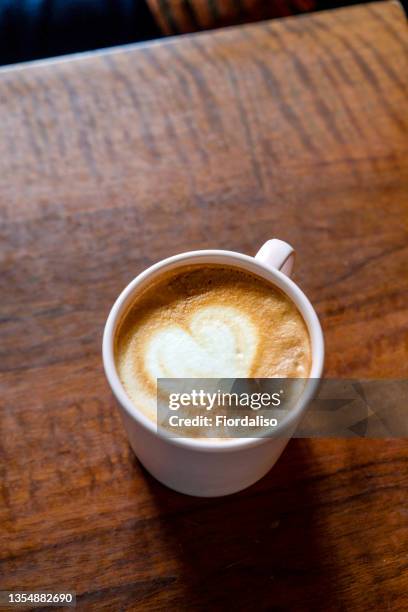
[0,0,401,66]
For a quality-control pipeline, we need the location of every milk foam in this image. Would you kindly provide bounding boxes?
[115,265,311,422]
[145,306,257,379]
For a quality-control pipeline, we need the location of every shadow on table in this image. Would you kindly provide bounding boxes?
[142,439,340,611]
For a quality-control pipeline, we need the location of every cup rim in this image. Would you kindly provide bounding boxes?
[102,249,325,452]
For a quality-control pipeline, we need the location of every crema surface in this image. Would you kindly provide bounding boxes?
[115,265,311,422]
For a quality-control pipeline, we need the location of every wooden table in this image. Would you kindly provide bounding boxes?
[1,1,407,609]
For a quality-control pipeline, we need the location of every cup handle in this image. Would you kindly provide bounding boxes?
[255,239,295,277]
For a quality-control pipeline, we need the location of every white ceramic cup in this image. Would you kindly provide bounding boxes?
[102,239,324,497]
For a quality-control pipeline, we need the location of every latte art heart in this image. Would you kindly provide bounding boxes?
[115,264,311,424]
[145,306,258,380]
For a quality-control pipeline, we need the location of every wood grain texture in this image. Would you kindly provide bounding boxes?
[0,1,407,610]
[146,0,316,35]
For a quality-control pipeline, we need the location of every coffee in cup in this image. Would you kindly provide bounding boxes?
[114,264,311,423]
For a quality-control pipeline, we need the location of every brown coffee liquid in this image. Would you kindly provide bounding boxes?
[115,265,311,422]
